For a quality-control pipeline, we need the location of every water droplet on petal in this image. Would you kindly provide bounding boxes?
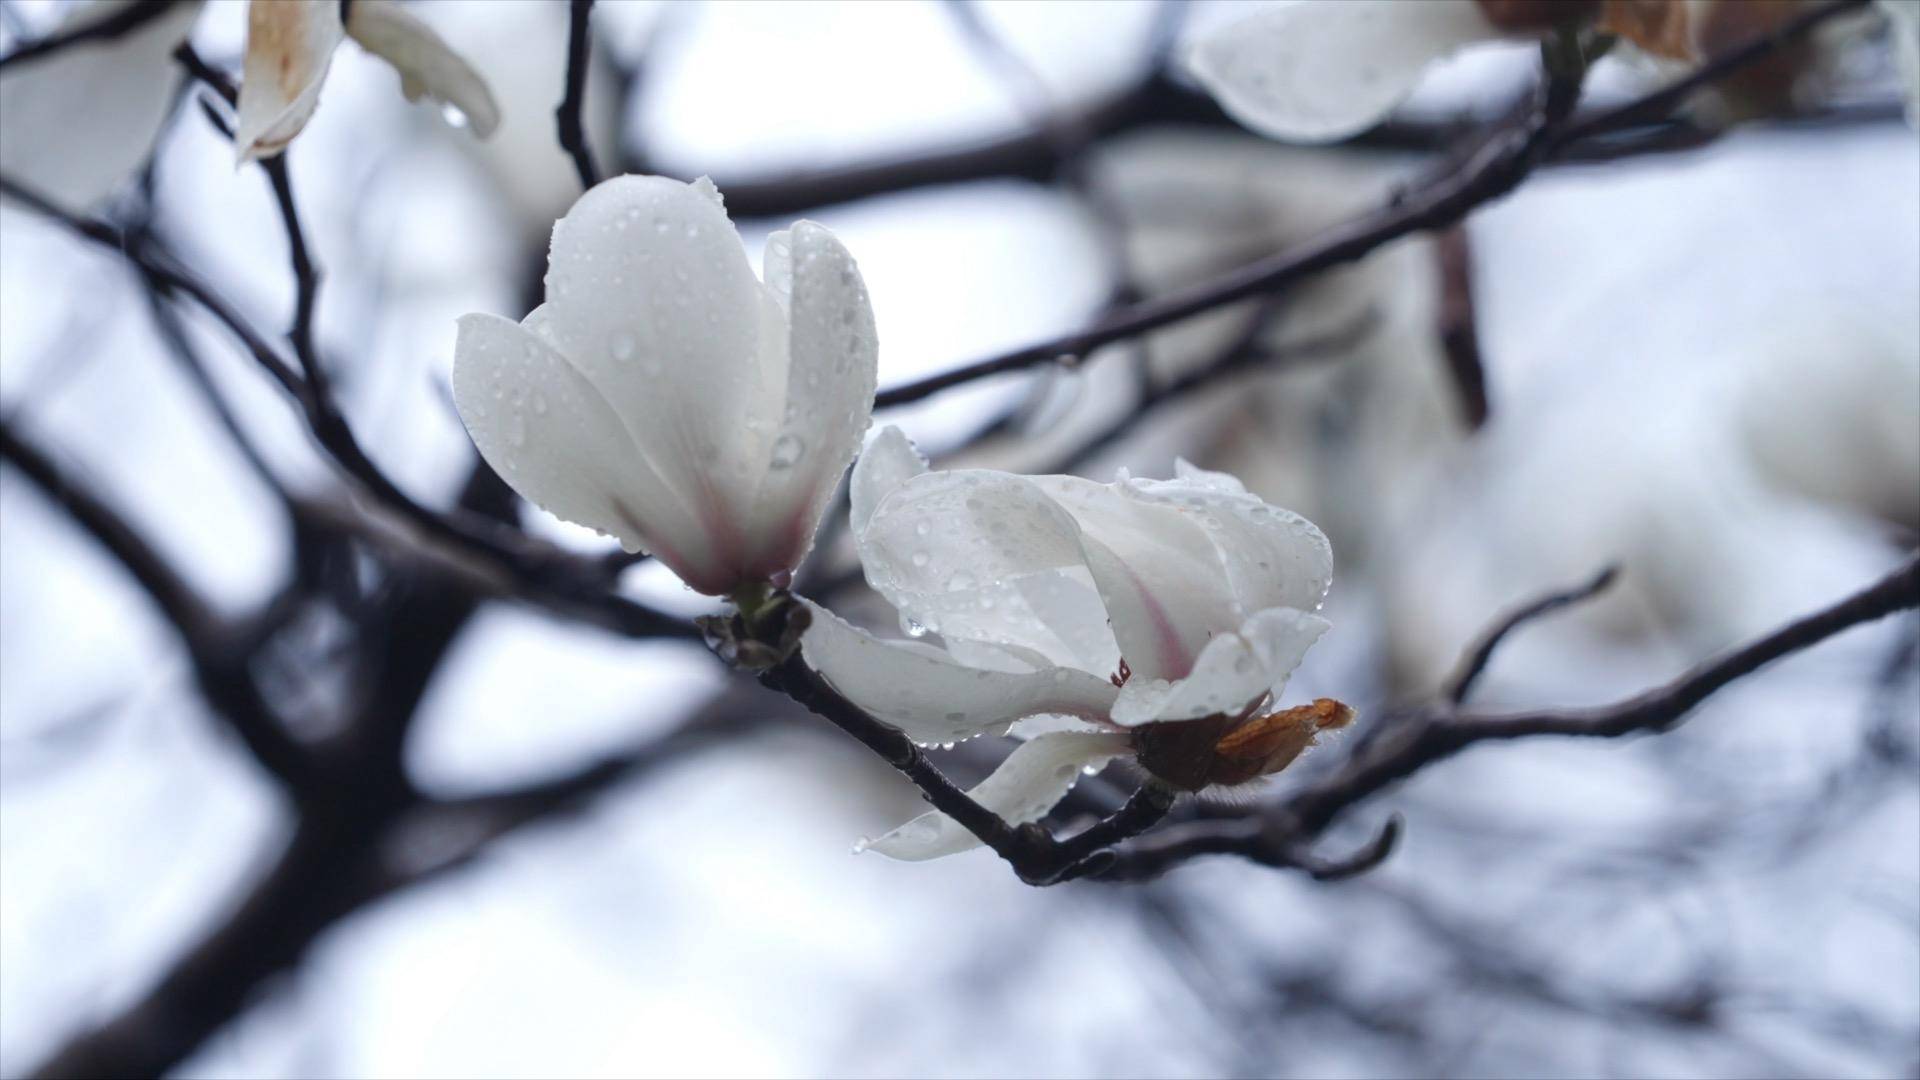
[910,551,930,568]
[770,434,805,470]
[610,333,636,361]
[947,570,976,592]
[914,521,931,537]
[439,102,469,129]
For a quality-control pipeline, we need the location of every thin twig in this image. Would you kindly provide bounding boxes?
[0,175,693,641]
[0,0,181,70]
[1434,225,1489,429]
[1447,564,1621,704]
[557,0,600,189]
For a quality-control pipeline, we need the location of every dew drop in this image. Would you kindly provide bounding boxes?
[914,521,931,537]
[532,393,549,416]
[904,617,928,638]
[947,570,976,592]
[769,434,805,470]
[439,102,469,129]
[610,333,636,361]
[911,551,930,568]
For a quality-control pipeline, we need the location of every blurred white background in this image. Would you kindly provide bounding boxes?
[2,1,1916,1077]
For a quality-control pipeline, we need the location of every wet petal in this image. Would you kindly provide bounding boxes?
[451,313,723,588]
[858,470,1121,674]
[1126,472,1333,618]
[743,221,878,578]
[1033,476,1238,683]
[862,730,1132,861]
[1189,0,1505,143]
[799,601,1120,745]
[0,0,203,212]
[1112,607,1330,726]
[345,0,500,137]
[538,174,769,567]
[850,425,927,536]
[235,0,348,162]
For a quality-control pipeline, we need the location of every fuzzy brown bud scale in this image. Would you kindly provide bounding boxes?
[1132,697,1357,792]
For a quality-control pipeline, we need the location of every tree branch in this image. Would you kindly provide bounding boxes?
[0,175,693,641]
[1098,554,1919,880]
[0,420,313,789]
[871,0,1868,410]
[557,0,600,190]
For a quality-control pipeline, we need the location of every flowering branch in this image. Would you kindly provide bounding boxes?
[1094,554,1919,881]
[708,594,1178,885]
[872,0,1870,410]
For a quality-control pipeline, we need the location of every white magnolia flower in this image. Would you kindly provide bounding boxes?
[0,0,496,211]
[802,426,1348,861]
[1187,0,1552,144]
[452,174,878,597]
[236,0,499,162]
[1189,0,1888,144]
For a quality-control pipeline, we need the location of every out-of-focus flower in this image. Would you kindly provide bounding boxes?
[452,175,878,597]
[0,0,205,212]
[235,0,499,161]
[0,0,496,210]
[1187,0,1847,144]
[1187,0,1590,144]
[802,426,1346,860]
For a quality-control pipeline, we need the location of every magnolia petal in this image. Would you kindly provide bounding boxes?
[1127,473,1333,618]
[1112,607,1330,726]
[345,0,500,137]
[1171,459,1249,494]
[858,470,1122,674]
[1189,0,1505,144]
[451,313,722,587]
[799,601,1120,745]
[1033,476,1239,683]
[538,174,769,571]
[742,221,878,578]
[0,0,203,212]
[235,0,348,162]
[850,425,928,537]
[862,731,1132,861]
